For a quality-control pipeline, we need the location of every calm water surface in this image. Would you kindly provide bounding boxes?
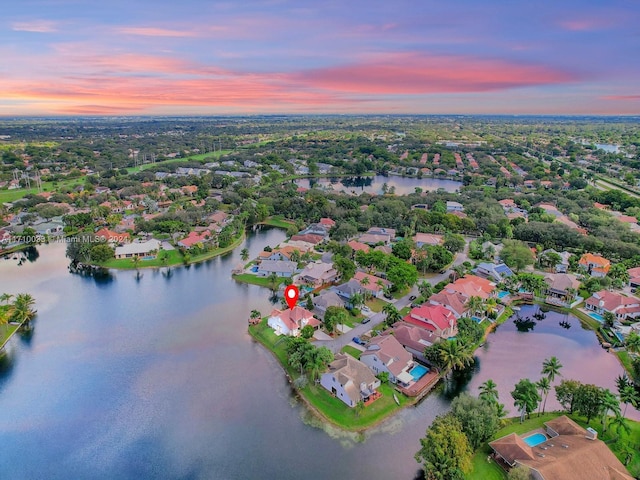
[295,175,461,195]
[0,235,636,479]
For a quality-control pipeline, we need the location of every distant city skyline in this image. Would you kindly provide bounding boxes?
[1,0,639,116]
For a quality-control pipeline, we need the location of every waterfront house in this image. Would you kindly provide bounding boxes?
[290,233,324,245]
[428,290,469,318]
[95,228,130,245]
[115,239,162,259]
[391,323,438,362]
[256,260,297,278]
[585,290,640,321]
[320,354,381,408]
[544,273,580,307]
[489,416,633,480]
[578,253,611,278]
[446,201,464,213]
[446,275,496,300]
[267,306,320,336]
[360,335,414,386]
[412,233,444,248]
[178,230,212,249]
[402,304,458,339]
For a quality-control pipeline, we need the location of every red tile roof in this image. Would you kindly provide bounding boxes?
[403,304,457,332]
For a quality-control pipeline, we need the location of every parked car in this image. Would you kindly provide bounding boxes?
[409,295,417,301]
[361,317,371,324]
[352,336,366,345]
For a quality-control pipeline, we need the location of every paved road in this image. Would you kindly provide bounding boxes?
[315,241,472,353]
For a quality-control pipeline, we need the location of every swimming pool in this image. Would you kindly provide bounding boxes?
[250,266,259,273]
[615,331,625,342]
[409,364,429,381]
[497,291,510,299]
[589,312,604,323]
[523,433,547,447]
[471,316,483,323]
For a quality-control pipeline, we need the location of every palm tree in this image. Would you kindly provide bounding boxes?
[240,248,249,262]
[603,311,616,330]
[350,292,364,310]
[0,293,14,305]
[418,281,433,299]
[451,265,465,281]
[354,400,365,417]
[600,389,621,432]
[268,272,279,292]
[484,298,499,319]
[536,377,551,416]
[439,340,474,375]
[132,256,141,271]
[619,383,639,419]
[466,296,484,318]
[249,309,261,324]
[360,276,370,302]
[382,303,402,327]
[624,331,640,354]
[609,413,632,442]
[479,379,499,404]
[541,356,563,383]
[10,293,37,324]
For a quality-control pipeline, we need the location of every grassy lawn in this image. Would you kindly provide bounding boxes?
[249,318,412,431]
[467,412,640,479]
[341,345,362,359]
[259,216,296,229]
[101,249,184,269]
[0,177,85,203]
[188,232,245,263]
[233,273,284,289]
[365,297,387,313]
[399,306,411,317]
[392,287,411,299]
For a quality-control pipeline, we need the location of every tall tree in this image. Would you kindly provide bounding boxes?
[536,377,551,416]
[600,389,621,433]
[415,413,473,480]
[450,394,500,449]
[574,383,605,424]
[479,379,499,404]
[541,356,563,383]
[511,379,541,422]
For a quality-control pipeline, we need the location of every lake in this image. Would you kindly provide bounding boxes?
[0,237,636,479]
[294,175,461,195]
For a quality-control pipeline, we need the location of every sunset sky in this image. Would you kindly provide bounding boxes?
[1,0,639,116]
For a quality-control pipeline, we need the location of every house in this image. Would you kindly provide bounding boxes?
[544,273,580,306]
[95,228,130,245]
[628,266,640,289]
[541,249,571,273]
[579,253,611,278]
[33,219,64,236]
[446,201,464,212]
[446,275,496,300]
[333,279,363,302]
[358,233,391,245]
[267,306,320,336]
[258,249,292,262]
[178,230,212,249]
[290,233,324,245]
[312,290,344,313]
[391,323,438,362]
[320,354,381,408]
[360,335,415,386]
[489,416,633,480]
[428,290,469,318]
[297,262,338,286]
[474,263,514,282]
[585,290,640,321]
[413,233,444,248]
[347,240,370,253]
[319,218,336,228]
[256,260,297,278]
[114,239,162,259]
[353,271,391,298]
[402,304,458,339]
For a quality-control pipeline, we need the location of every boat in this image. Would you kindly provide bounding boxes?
[393,393,400,405]
[512,306,521,311]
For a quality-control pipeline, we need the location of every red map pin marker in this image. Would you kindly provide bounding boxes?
[284,285,299,309]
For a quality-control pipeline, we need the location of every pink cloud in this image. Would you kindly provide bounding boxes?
[115,26,198,38]
[558,17,616,32]
[290,53,577,94]
[11,20,58,33]
[602,95,640,101]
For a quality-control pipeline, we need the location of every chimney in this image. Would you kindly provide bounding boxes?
[585,427,598,440]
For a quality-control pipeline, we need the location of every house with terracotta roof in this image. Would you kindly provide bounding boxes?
[297,261,338,286]
[319,217,336,227]
[320,354,380,408]
[267,306,320,336]
[353,271,391,298]
[178,230,212,249]
[391,323,438,362]
[544,273,580,307]
[489,416,633,480]
[578,253,611,278]
[347,240,370,253]
[95,228,130,245]
[413,232,444,248]
[585,290,640,321]
[402,304,458,339]
[446,275,496,300]
[428,290,469,318]
[290,233,324,245]
[360,335,415,386]
[627,266,640,289]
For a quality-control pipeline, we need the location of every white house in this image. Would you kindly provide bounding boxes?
[446,201,464,213]
[320,354,381,408]
[115,239,162,259]
[267,306,320,336]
